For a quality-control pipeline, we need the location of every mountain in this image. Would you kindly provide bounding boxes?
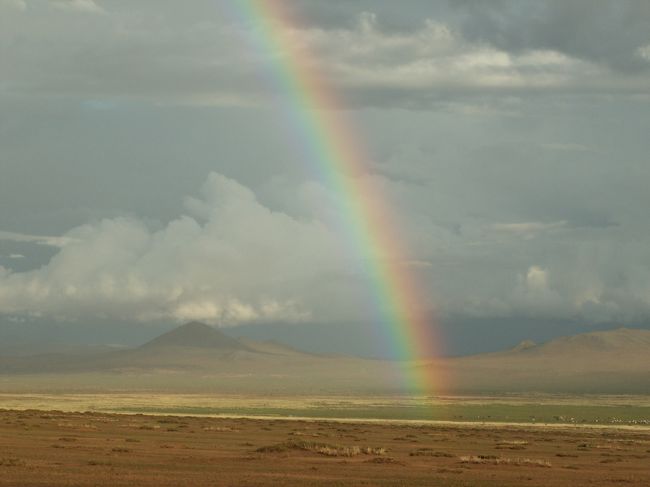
[1,325,649,394]
[0,322,263,374]
[520,327,650,355]
[238,337,311,356]
[139,321,250,351]
[0,321,399,395]
[432,327,650,393]
[510,339,537,352]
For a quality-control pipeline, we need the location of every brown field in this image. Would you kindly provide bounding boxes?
[1,408,649,486]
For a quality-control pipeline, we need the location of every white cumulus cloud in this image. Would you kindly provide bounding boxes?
[0,173,346,326]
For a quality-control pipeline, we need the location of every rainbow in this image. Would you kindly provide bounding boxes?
[224,1,441,395]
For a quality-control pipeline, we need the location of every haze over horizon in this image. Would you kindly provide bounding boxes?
[2,0,650,358]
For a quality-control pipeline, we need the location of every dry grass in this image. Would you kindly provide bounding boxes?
[364,456,402,465]
[256,440,386,457]
[497,440,529,446]
[459,455,552,467]
[0,458,26,467]
[289,430,323,438]
[410,448,453,457]
[202,426,237,432]
[496,439,529,450]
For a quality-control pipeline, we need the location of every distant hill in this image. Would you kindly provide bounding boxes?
[520,327,650,355]
[510,339,537,352]
[1,325,649,394]
[432,327,650,393]
[0,321,376,381]
[0,321,399,395]
[238,337,312,356]
[140,321,250,351]
[0,322,268,374]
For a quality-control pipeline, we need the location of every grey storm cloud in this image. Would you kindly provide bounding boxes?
[1,0,649,110]
[1,1,650,329]
[451,0,650,73]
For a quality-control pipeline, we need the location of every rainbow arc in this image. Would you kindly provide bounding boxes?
[226,1,441,394]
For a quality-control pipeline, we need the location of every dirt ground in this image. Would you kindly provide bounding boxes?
[0,409,648,486]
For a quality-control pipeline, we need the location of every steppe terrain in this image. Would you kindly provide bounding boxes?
[1,408,649,486]
[1,323,649,485]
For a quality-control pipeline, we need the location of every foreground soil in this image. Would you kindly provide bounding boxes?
[0,409,649,486]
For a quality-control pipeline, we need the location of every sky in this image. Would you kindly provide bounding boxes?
[1,0,650,356]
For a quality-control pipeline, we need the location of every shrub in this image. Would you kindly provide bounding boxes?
[257,440,386,457]
[459,455,551,467]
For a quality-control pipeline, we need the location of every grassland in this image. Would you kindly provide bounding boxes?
[1,407,649,486]
[0,393,649,427]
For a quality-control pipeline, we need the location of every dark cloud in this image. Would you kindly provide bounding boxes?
[452,0,650,72]
[2,0,649,110]
[1,1,650,333]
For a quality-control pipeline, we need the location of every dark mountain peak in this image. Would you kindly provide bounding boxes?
[140,321,249,350]
[180,321,215,333]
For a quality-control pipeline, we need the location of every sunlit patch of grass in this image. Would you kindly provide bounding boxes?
[4,392,650,426]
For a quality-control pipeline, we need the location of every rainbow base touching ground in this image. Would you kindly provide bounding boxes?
[224,1,444,395]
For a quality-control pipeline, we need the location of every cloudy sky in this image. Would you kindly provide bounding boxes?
[1,0,650,355]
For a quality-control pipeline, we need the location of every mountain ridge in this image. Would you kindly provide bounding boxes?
[1,324,650,394]
[506,327,650,356]
[139,321,251,351]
